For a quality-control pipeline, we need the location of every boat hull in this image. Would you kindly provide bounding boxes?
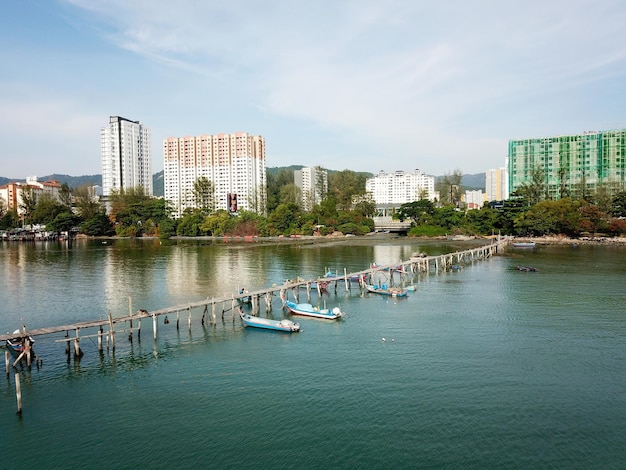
[284,301,343,320]
[239,311,300,332]
[364,284,408,297]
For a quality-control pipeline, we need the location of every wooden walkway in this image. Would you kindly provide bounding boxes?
[1,238,509,350]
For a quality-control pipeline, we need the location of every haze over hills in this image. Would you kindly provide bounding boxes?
[0,169,486,198]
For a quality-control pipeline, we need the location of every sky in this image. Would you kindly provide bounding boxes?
[2,0,626,179]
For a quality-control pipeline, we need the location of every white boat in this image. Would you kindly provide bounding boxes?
[512,241,536,248]
[364,284,408,297]
[284,300,344,320]
[239,309,300,332]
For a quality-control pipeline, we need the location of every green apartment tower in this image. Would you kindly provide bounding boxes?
[508,129,626,200]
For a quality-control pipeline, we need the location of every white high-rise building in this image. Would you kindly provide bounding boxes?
[485,166,508,202]
[101,116,152,197]
[163,132,266,218]
[294,166,328,211]
[366,169,436,206]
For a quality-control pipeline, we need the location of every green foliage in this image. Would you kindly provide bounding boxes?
[81,212,115,236]
[177,209,209,236]
[328,170,368,211]
[611,191,626,217]
[30,195,68,225]
[397,200,435,223]
[47,212,81,233]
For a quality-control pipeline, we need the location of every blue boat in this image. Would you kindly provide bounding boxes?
[364,284,408,297]
[239,309,300,332]
[6,330,36,364]
[284,300,344,320]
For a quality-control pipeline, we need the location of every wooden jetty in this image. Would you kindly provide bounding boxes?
[1,238,509,352]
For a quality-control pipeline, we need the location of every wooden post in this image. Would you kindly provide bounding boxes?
[5,350,9,377]
[306,283,311,301]
[188,305,192,331]
[98,325,103,352]
[344,268,348,291]
[232,298,236,322]
[152,313,157,340]
[74,328,83,358]
[176,311,180,331]
[212,300,216,324]
[202,305,208,326]
[128,296,133,339]
[15,371,22,415]
[108,311,116,351]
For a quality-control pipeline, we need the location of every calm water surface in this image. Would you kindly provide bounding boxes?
[1,238,625,469]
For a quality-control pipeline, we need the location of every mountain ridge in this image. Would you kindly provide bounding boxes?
[1,169,485,197]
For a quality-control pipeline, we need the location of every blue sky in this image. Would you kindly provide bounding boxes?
[2,0,626,178]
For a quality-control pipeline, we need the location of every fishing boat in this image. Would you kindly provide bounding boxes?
[237,288,251,305]
[364,284,408,297]
[516,265,539,272]
[6,330,35,363]
[512,241,536,248]
[284,300,344,320]
[239,309,300,332]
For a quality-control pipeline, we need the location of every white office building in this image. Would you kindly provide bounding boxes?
[101,116,152,197]
[366,169,436,207]
[485,166,508,202]
[294,166,328,211]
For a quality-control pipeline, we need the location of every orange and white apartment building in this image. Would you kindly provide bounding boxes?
[163,132,267,218]
[0,176,62,215]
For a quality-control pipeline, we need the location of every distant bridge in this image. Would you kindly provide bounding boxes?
[372,217,411,233]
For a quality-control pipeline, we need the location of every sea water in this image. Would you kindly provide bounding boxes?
[1,239,625,468]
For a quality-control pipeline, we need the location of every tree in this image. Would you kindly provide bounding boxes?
[30,195,67,225]
[611,191,626,217]
[437,169,463,206]
[515,164,546,206]
[58,182,73,209]
[81,212,115,236]
[19,186,37,224]
[279,184,302,206]
[74,185,101,220]
[191,177,215,214]
[397,200,435,224]
[328,170,368,211]
[48,212,81,233]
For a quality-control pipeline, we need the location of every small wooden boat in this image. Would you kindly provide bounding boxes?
[364,284,408,297]
[512,241,536,248]
[516,265,539,272]
[239,310,300,332]
[284,300,344,320]
[6,330,36,364]
[237,288,252,305]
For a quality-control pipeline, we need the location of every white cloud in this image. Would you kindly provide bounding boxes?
[8,0,626,176]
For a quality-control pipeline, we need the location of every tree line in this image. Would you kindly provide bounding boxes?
[1,169,625,239]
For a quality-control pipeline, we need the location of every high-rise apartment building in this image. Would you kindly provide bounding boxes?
[294,166,328,211]
[508,129,626,199]
[101,116,152,197]
[366,169,436,206]
[485,166,508,202]
[163,132,266,218]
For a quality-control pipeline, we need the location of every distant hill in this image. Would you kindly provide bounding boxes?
[0,170,485,196]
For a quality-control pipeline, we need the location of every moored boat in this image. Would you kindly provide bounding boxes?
[239,309,300,332]
[6,330,36,364]
[512,241,536,248]
[364,284,408,297]
[284,300,344,320]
